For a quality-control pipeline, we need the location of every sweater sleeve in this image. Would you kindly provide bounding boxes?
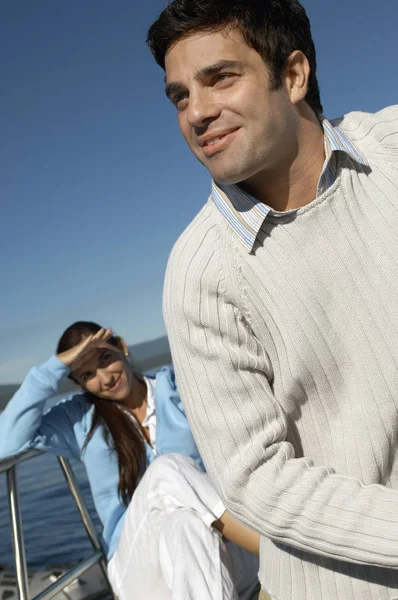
[163,233,398,570]
[0,356,80,460]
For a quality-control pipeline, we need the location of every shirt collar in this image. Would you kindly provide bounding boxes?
[211,118,369,253]
[142,376,156,426]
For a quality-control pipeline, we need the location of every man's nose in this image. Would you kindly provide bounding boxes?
[187,88,221,129]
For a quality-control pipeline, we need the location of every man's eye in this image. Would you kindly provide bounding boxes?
[215,73,233,83]
[173,92,188,108]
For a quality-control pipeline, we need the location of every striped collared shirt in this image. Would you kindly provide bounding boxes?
[211,118,369,252]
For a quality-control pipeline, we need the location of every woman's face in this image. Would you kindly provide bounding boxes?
[71,341,134,401]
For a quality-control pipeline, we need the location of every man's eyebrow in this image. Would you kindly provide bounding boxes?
[195,59,245,81]
[165,60,245,100]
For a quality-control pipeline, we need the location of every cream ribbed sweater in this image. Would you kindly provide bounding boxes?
[163,106,398,600]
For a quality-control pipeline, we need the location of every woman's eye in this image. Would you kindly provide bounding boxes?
[101,351,111,363]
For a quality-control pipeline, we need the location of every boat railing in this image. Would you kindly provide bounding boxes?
[0,449,116,600]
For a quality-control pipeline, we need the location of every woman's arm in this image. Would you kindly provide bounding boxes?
[0,328,114,460]
[0,356,74,459]
[213,511,260,556]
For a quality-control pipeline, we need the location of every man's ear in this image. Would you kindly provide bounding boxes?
[284,50,310,105]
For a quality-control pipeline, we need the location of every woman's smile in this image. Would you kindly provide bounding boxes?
[106,374,123,393]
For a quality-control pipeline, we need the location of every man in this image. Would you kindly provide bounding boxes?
[147,1,398,599]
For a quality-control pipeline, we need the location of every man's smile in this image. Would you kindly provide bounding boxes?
[199,128,240,157]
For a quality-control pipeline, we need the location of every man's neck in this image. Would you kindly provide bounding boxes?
[239,109,326,212]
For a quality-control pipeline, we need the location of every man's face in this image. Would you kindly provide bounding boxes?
[165,28,298,186]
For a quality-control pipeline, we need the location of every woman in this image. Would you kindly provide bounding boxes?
[0,321,260,600]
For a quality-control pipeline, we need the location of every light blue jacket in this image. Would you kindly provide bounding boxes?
[0,356,203,558]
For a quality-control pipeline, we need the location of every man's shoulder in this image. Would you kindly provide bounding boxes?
[163,196,232,316]
[332,105,398,149]
[167,196,226,267]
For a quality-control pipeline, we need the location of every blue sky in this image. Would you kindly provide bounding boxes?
[1,0,396,383]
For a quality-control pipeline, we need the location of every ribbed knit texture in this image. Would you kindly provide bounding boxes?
[163,106,398,600]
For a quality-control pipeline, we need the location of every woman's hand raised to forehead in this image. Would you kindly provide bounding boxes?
[57,328,113,371]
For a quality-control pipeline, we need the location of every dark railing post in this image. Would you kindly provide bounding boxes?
[57,457,116,599]
[7,464,30,600]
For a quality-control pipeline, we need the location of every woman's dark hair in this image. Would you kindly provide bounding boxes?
[57,321,146,506]
[147,0,323,116]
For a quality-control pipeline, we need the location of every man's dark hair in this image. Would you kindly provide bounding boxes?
[147,0,323,116]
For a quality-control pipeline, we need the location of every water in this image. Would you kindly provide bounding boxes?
[0,388,104,569]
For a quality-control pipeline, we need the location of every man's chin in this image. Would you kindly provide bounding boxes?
[194,151,235,184]
[206,158,251,186]
[212,171,248,186]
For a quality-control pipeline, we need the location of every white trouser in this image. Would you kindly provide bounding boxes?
[107,454,260,600]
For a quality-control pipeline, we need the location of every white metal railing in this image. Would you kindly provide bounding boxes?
[0,449,116,600]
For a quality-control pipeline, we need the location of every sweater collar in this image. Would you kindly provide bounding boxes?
[211,118,369,253]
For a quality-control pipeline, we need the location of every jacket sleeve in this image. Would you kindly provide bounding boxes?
[0,356,80,460]
[163,238,398,570]
[155,366,205,471]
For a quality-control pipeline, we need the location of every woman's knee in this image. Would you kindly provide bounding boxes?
[135,453,200,503]
[144,453,199,484]
[154,453,199,472]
